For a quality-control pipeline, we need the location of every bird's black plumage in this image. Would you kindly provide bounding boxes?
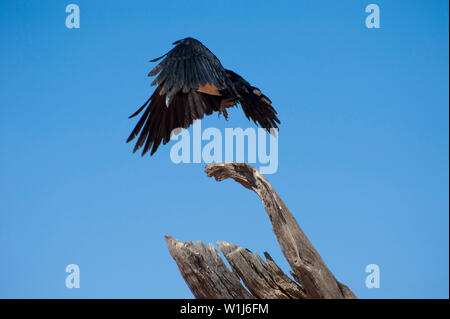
[127,37,280,155]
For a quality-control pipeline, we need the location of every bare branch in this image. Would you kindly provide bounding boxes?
[205,163,356,299]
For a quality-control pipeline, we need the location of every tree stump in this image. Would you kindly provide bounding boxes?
[165,163,357,299]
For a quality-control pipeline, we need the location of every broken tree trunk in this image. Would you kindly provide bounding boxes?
[165,163,357,299]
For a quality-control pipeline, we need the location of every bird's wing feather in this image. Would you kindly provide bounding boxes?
[149,38,237,104]
[126,86,222,156]
[226,69,280,132]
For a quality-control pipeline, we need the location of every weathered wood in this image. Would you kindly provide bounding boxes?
[205,163,356,299]
[164,236,254,299]
[217,242,306,299]
[165,236,254,299]
[259,252,307,299]
[165,236,306,299]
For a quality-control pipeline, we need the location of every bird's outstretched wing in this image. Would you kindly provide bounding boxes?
[127,38,237,156]
[226,70,280,133]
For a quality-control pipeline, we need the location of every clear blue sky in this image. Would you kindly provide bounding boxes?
[0,0,448,299]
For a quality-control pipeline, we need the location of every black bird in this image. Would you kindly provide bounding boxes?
[127,37,280,156]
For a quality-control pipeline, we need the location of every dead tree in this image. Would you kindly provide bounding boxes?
[165,163,357,299]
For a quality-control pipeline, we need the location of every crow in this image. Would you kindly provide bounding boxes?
[127,37,280,156]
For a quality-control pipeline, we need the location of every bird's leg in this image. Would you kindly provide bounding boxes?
[219,98,234,120]
[222,108,229,120]
[217,106,229,120]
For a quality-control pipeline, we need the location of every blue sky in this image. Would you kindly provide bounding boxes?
[0,0,448,299]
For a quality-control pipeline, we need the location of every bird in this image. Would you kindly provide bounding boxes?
[127,37,280,156]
